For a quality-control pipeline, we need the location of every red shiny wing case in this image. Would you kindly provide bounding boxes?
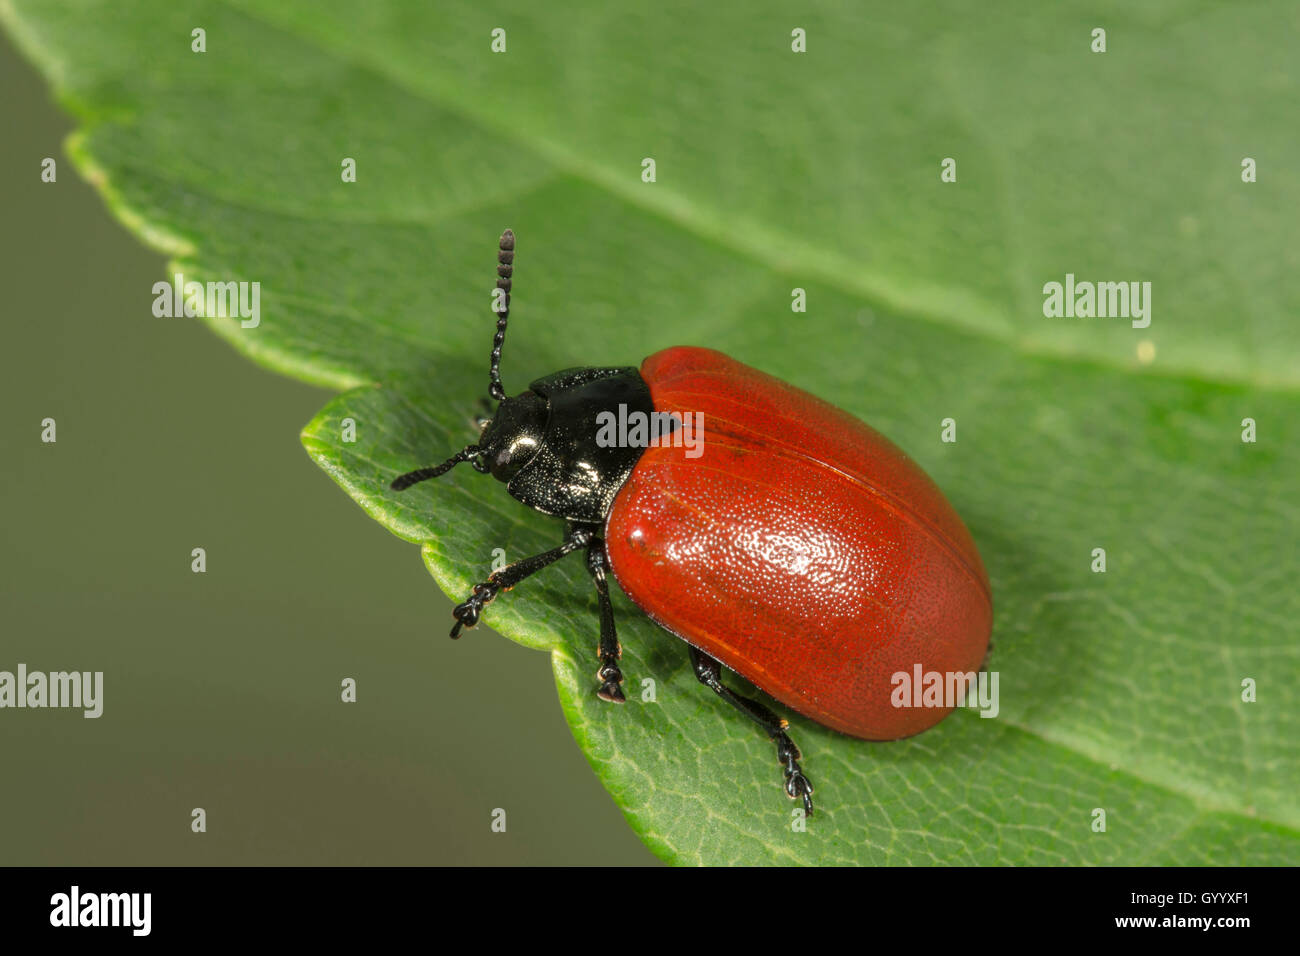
[605,346,992,740]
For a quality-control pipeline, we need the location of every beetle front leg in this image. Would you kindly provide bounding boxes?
[584,536,625,703]
[450,526,593,638]
[688,646,815,816]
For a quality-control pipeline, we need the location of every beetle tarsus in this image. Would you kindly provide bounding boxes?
[596,662,626,702]
[450,582,499,638]
[775,732,815,816]
[585,536,627,704]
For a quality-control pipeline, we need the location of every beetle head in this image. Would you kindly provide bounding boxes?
[474,389,547,483]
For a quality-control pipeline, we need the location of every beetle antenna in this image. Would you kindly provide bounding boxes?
[390,445,481,491]
[488,228,515,402]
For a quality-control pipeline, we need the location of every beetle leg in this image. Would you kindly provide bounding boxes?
[687,646,815,817]
[584,537,625,703]
[449,526,593,638]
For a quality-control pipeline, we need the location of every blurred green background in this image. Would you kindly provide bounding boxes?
[0,32,655,865]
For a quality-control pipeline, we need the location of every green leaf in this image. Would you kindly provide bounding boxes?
[6,0,1296,864]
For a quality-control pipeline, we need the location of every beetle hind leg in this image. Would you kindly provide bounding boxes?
[688,646,815,816]
[584,537,625,703]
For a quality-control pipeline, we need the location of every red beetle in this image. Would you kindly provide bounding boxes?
[392,230,993,815]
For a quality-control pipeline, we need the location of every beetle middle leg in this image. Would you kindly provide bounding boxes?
[584,536,625,703]
[688,646,815,816]
[450,525,593,638]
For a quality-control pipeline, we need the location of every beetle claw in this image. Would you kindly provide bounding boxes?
[450,582,500,638]
[786,772,815,816]
[449,602,479,639]
[596,662,625,703]
[596,682,626,703]
[774,731,813,816]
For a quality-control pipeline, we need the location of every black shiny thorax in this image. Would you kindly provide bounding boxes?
[477,366,654,524]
